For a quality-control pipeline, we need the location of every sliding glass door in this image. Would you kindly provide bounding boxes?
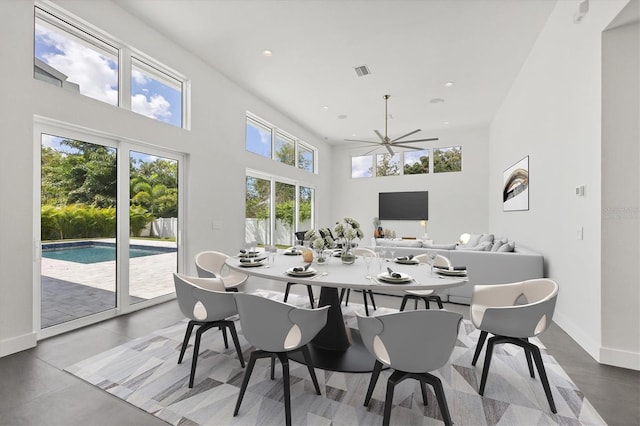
[37,123,182,336]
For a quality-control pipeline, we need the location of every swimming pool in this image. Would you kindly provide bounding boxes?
[42,242,176,264]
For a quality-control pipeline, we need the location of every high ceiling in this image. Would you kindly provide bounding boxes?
[114,0,556,148]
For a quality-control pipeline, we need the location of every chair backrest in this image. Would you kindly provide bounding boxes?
[472,278,559,338]
[294,231,307,245]
[414,253,450,268]
[195,251,229,278]
[173,273,238,322]
[357,310,462,373]
[353,247,376,257]
[234,293,329,353]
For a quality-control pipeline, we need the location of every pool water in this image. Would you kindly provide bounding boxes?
[43,245,173,264]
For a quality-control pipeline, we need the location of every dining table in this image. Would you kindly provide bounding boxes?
[226,250,466,373]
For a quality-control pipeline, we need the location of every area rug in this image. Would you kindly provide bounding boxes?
[65,290,605,425]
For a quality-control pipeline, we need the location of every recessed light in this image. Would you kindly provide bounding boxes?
[430,98,445,104]
[262,50,273,57]
[443,121,450,125]
[322,106,329,110]
[444,81,454,87]
[338,115,348,119]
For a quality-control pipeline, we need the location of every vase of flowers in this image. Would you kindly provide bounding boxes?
[305,228,335,264]
[334,217,363,265]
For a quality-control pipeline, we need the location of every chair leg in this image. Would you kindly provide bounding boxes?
[399,296,409,311]
[234,351,260,417]
[427,374,453,426]
[189,325,207,388]
[270,355,276,380]
[339,288,346,304]
[226,321,245,368]
[530,343,557,413]
[433,295,444,309]
[368,291,377,310]
[284,282,292,302]
[383,370,405,426]
[276,353,292,426]
[414,298,419,310]
[524,338,535,378]
[478,335,497,395]
[178,321,196,364]
[422,297,430,310]
[471,330,488,366]
[345,289,351,305]
[300,345,321,395]
[364,360,383,406]
[220,325,229,349]
[306,285,315,308]
[419,381,429,406]
[363,291,370,316]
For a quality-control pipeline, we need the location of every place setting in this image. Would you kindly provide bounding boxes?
[282,246,302,256]
[286,263,317,277]
[375,266,413,284]
[238,255,268,267]
[434,264,468,277]
[393,254,420,265]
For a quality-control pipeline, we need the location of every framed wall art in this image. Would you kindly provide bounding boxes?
[503,155,529,211]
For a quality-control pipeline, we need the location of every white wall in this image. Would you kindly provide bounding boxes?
[489,0,635,368]
[601,15,639,369]
[330,125,490,243]
[0,0,332,356]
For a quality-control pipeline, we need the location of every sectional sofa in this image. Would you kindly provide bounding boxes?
[371,236,544,304]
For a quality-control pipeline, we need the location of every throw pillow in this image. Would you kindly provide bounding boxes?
[465,233,482,247]
[497,241,516,252]
[422,242,457,250]
[457,241,492,251]
[491,238,509,252]
[478,233,495,245]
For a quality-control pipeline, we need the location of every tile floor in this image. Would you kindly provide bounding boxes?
[0,279,638,425]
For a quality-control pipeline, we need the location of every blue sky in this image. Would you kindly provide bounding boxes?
[35,19,181,128]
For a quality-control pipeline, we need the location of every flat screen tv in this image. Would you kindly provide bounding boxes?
[378,191,428,220]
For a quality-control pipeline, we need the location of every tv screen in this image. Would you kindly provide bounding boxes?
[378,191,428,220]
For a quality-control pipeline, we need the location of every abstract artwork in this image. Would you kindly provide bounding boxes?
[503,155,529,211]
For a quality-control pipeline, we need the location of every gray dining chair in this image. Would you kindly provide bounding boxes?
[195,250,248,292]
[399,253,447,310]
[339,247,377,316]
[358,309,462,426]
[470,278,559,413]
[233,293,329,426]
[173,273,245,388]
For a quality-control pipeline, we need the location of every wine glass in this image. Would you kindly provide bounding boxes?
[389,243,397,262]
[376,247,386,273]
[363,253,373,280]
[427,252,437,275]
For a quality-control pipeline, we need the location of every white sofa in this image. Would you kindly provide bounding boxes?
[371,238,544,305]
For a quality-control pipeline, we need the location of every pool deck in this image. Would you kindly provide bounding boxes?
[41,239,177,328]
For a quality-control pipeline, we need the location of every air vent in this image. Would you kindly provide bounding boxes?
[354,65,371,77]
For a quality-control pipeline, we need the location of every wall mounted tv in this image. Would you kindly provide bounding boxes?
[378,191,428,220]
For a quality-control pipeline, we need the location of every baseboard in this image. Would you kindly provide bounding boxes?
[600,347,640,371]
[0,332,37,357]
[552,311,601,361]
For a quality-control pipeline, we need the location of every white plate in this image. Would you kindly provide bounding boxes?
[283,251,301,256]
[238,251,261,258]
[377,272,412,283]
[436,268,467,276]
[394,257,419,265]
[287,267,317,277]
[239,261,266,267]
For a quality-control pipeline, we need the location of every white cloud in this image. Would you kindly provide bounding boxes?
[351,156,373,178]
[41,134,62,148]
[132,94,172,121]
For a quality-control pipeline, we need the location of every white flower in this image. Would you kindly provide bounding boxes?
[312,237,325,250]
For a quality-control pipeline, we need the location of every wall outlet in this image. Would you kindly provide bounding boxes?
[575,185,585,196]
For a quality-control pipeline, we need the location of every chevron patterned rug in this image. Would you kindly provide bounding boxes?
[65,290,604,425]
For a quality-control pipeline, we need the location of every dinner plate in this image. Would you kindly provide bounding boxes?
[377,272,412,283]
[287,267,317,277]
[436,269,467,276]
[238,260,266,267]
[283,251,302,256]
[238,251,261,258]
[394,257,419,265]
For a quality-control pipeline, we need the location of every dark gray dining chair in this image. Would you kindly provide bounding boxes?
[173,273,245,388]
[233,293,329,426]
[470,278,559,413]
[358,309,462,426]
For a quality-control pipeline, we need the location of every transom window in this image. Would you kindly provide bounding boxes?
[34,4,188,129]
[351,146,462,178]
[245,114,316,173]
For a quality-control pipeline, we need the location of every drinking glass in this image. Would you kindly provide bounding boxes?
[389,243,397,261]
[364,254,373,279]
[376,248,386,273]
[427,252,437,275]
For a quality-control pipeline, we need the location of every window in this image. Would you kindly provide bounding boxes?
[245,114,316,173]
[34,5,188,129]
[403,149,430,175]
[34,8,119,106]
[376,153,401,176]
[246,118,272,158]
[298,143,314,172]
[351,155,373,178]
[245,172,315,247]
[434,146,462,173]
[131,58,183,128]
[274,133,295,166]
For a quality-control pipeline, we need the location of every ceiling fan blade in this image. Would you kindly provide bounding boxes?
[374,130,386,142]
[390,143,427,150]
[385,144,394,155]
[364,146,383,155]
[391,137,439,144]
[391,129,422,143]
[344,138,380,144]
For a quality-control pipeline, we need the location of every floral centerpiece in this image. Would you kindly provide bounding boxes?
[334,217,364,264]
[304,228,335,263]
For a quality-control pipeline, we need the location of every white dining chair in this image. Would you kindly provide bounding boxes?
[339,247,377,316]
[195,250,248,292]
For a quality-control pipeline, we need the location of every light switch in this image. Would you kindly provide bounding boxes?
[212,220,222,230]
[576,226,583,240]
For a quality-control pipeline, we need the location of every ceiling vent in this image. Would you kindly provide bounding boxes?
[354,65,371,77]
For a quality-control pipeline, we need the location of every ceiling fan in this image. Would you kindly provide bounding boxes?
[345,94,438,155]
